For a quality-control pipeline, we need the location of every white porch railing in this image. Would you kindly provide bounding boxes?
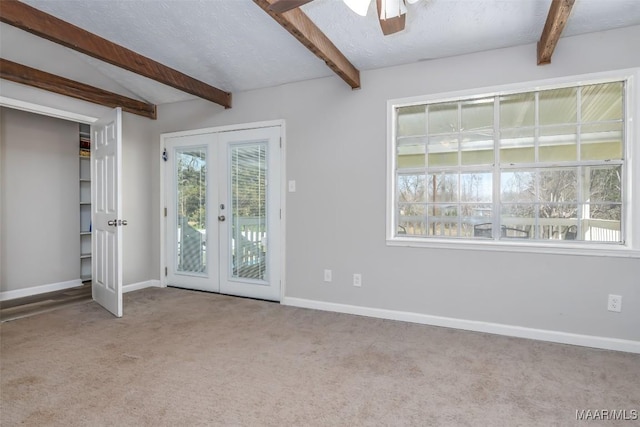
[233,216,267,279]
[399,215,621,242]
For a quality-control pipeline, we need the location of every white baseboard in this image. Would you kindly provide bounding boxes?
[282,297,640,354]
[0,279,163,301]
[0,279,83,302]
[123,280,161,293]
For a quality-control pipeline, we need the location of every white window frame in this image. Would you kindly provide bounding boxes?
[386,68,640,258]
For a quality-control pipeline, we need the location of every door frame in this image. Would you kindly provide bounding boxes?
[159,120,287,301]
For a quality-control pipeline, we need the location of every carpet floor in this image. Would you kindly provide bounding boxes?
[1,287,638,426]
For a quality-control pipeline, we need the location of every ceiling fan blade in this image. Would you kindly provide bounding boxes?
[344,0,372,16]
[268,0,314,13]
[376,0,406,35]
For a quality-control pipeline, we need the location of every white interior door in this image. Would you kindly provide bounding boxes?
[91,107,123,317]
[164,125,281,301]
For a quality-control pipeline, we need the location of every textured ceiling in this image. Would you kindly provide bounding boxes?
[302,0,640,69]
[2,0,640,107]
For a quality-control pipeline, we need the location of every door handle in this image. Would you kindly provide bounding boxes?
[218,215,226,222]
[108,220,117,226]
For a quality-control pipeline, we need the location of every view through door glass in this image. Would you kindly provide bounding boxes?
[230,143,267,282]
[176,147,207,275]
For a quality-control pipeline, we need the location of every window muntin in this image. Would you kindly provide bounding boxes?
[393,80,625,244]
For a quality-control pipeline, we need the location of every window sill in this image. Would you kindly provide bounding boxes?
[386,237,640,258]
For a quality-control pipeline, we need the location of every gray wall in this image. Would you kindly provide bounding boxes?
[0,107,79,291]
[151,25,640,341]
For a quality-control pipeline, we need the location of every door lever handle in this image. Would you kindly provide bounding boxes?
[108,220,117,226]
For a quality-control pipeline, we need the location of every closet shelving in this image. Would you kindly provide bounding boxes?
[79,123,91,282]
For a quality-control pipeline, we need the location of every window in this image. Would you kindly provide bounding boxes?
[388,75,636,253]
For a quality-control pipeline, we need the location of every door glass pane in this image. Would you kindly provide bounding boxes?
[176,148,207,274]
[231,143,267,281]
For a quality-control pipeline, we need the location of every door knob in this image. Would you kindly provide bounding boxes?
[218,215,226,222]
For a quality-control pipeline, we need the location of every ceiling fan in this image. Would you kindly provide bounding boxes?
[268,0,421,35]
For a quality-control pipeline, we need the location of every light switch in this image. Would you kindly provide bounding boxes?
[288,180,296,192]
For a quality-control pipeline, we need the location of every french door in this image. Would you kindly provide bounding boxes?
[164,126,281,301]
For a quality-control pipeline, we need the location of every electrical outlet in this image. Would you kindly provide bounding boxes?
[353,273,362,287]
[608,294,622,312]
[324,269,332,282]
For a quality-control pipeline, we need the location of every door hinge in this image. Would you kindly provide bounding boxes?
[164,207,167,217]
[165,267,168,276]
[280,209,282,219]
[279,137,282,148]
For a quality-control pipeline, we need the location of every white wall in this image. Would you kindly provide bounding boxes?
[151,25,640,344]
[0,107,79,291]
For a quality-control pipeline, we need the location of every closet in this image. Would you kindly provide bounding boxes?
[0,108,90,297]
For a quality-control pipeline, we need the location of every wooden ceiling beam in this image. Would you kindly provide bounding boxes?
[0,59,157,119]
[537,0,575,65]
[254,0,361,89]
[0,0,232,108]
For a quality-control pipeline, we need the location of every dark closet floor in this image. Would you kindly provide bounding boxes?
[0,283,92,322]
